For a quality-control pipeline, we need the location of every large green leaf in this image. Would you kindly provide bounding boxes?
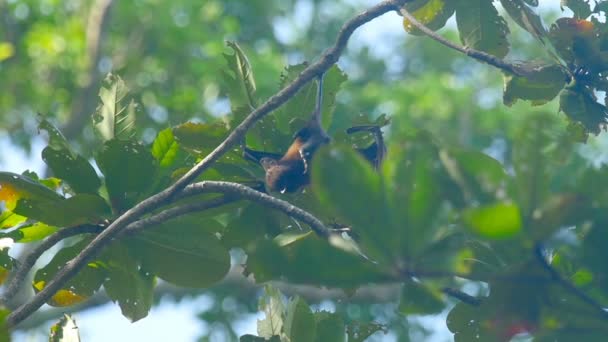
[1,222,58,243]
[383,135,443,257]
[130,220,229,288]
[14,193,110,227]
[96,139,158,211]
[101,241,155,322]
[311,145,392,263]
[39,119,101,194]
[284,296,316,342]
[33,238,107,307]
[455,0,510,58]
[503,64,566,106]
[0,172,64,210]
[172,121,229,156]
[247,232,390,287]
[92,73,137,141]
[314,312,345,342]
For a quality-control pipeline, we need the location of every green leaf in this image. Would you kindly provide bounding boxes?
[172,121,229,156]
[399,281,445,315]
[0,172,64,210]
[560,86,608,135]
[34,238,107,307]
[503,64,566,106]
[0,307,9,342]
[463,202,522,239]
[346,320,387,342]
[151,128,180,167]
[314,312,345,342]
[39,119,101,194]
[402,0,455,36]
[383,135,443,257]
[14,222,57,242]
[455,0,510,58]
[92,73,137,141]
[0,211,26,229]
[14,193,110,227]
[0,250,15,286]
[257,285,285,339]
[49,314,80,342]
[275,64,347,132]
[312,145,391,263]
[247,233,390,287]
[130,221,229,288]
[101,241,155,322]
[561,0,593,19]
[96,139,158,211]
[500,0,548,43]
[223,41,258,115]
[284,297,316,342]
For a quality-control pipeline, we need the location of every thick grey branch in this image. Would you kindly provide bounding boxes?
[5,1,409,328]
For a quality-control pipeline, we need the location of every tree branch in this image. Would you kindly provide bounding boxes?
[534,243,608,320]
[6,1,411,327]
[399,7,525,76]
[182,181,333,238]
[0,224,101,308]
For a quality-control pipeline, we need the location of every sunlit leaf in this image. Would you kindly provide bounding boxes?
[151,128,180,167]
[14,193,110,227]
[403,0,455,36]
[463,202,522,239]
[92,73,137,141]
[257,285,285,338]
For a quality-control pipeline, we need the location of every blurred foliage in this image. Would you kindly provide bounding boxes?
[2,0,608,341]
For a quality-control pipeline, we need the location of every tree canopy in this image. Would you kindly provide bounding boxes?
[1,0,608,341]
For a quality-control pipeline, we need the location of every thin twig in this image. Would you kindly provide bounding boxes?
[182,181,333,238]
[5,0,409,328]
[442,287,481,306]
[534,243,608,320]
[399,7,525,76]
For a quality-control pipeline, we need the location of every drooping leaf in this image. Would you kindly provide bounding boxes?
[257,285,285,339]
[129,220,229,288]
[500,0,548,43]
[311,145,392,263]
[284,296,316,342]
[151,127,180,167]
[34,238,107,307]
[399,281,445,315]
[503,64,567,106]
[560,86,608,135]
[463,202,523,239]
[172,121,229,156]
[14,193,110,227]
[455,0,510,58]
[38,119,101,194]
[92,73,137,141]
[49,314,80,342]
[223,41,257,113]
[101,241,155,322]
[561,0,593,19]
[402,0,455,36]
[96,139,158,211]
